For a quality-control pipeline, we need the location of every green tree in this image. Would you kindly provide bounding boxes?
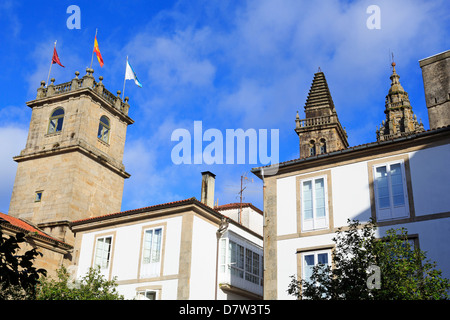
[0,227,47,300]
[287,219,449,300]
[36,265,124,300]
[374,227,449,299]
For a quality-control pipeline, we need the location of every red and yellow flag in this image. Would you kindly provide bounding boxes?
[93,36,104,67]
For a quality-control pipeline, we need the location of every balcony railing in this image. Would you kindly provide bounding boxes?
[296,115,332,128]
[295,113,348,138]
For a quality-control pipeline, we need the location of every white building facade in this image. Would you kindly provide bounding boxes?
[252,50,450,299]
[71,194,264,300]
[252,124,450,300]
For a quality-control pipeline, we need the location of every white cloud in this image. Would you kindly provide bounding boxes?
[0,1,21,37]
[121,116,200,210]
[0,126,28,213]
[123,27,216,92]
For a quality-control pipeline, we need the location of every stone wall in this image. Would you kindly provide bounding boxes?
[420,50,450,129]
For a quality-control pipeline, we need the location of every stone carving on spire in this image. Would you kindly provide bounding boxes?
[376,62,424,141]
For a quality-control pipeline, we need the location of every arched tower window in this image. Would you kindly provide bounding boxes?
[319,138,327,154]
[48,108,65,134]
[309,140,316,156]
[98,115,110,143]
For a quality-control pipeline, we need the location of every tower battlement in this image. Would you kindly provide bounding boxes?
[33,68,133,120]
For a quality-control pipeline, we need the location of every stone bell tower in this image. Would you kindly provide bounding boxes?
[8,68,134,244]
[376,62,424,141]
[419,50,450,130]
[295,70,348,158]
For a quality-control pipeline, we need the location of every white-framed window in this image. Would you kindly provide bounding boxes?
[245,248,261,285]
[301,175,328,231]
[140,227,163,278]
[301,250,331,284]
[136,290,157,300]
[373,160,409,221]
[219,236,263,288]
[229,240,245,279]
[94,236,112,270]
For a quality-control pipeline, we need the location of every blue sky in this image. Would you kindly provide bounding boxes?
[0,0,449,214]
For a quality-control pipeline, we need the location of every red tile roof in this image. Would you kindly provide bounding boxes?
[71,197,219,225]
[215,202,263,215]
[70,198,263,238]
[0,212,70,247]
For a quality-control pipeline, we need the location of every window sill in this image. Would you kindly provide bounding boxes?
[45,131,62,137]
[299,227,332,236]
[375,215,411,225]
[97,138,110,147]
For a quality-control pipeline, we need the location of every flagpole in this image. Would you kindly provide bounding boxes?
[90,28,98,69]
[122,56,128,100]
[46,41,57,87]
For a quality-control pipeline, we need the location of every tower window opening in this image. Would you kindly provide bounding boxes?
[35,191,43,202]
[48,108,64,134]
[98,115,110,143]
[319,139,327,154]
[309,140,316,156]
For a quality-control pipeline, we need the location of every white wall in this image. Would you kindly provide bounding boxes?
[217,207,263,236]
[228,222,263,247]
[277,176,297,236]
[331,161,372,225]
[409,144,450,216]
[75,215,183,300]
[75,212,263,300]
[189,215,218,299]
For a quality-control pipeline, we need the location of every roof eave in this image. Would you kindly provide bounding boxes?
[252,126,450,178]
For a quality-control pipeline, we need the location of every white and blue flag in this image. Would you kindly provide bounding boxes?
[125,58,142,88]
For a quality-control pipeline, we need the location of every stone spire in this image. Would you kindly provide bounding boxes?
[303,71,336,118]
[295,71,348,158]
[376,62,424,141]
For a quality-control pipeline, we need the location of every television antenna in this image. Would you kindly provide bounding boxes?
[223,172,256,224]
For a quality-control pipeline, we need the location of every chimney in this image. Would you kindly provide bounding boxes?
[201,171,216,208]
